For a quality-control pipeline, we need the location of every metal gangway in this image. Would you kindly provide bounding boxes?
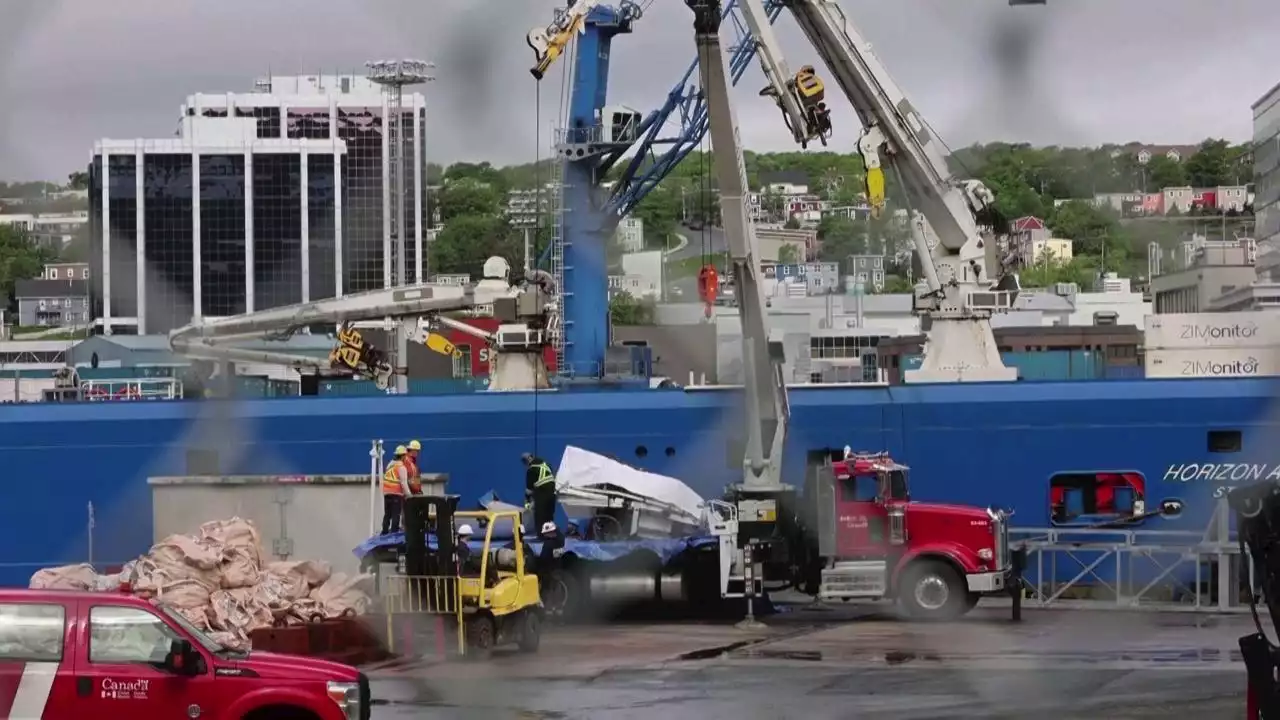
[1011,497,1256,613]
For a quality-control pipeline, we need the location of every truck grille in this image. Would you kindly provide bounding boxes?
[993,512,1010,570]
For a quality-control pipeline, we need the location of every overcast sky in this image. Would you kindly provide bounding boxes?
[0,0,1275,182]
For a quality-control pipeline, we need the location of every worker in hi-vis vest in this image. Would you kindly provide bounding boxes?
[405,439,423,495]
[522,452,558,529]
[381,445,412,535]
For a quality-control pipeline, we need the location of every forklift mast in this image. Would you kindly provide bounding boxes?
[403,495,462,577]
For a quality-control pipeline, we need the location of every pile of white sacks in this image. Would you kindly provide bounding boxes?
[29,517,373,650]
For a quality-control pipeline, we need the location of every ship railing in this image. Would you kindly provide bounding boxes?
[79,378,183,402]
[1009,499,1255,613]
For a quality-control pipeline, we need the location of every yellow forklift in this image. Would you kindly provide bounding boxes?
[454,509,545,656]
[392,497,544,657]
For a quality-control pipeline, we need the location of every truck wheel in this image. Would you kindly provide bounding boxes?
[518,610,543,653]
[466,615,495,659]
[542,569,579,621]
[899,560,967,620]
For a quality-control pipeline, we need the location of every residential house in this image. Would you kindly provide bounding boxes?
[1009,216,1073,266]
[15,279,90,327]
[1126,144,1200,165]
[615,216,645,253]
[845,255,886,292]
[759,171,810,196]
[44,262,89,281]
[1161,186,1195,214]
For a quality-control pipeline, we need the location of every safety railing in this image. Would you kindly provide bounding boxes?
[1009,499,1257,613]
[378,574,465,656]
[80,378,183,401]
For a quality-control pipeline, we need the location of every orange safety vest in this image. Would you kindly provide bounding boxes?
[382,461,406,495]
[405,456,422,494]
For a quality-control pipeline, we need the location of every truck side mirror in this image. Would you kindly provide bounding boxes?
[164,639,200,676]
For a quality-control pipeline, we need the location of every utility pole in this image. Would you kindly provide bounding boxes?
[367,59,435,395]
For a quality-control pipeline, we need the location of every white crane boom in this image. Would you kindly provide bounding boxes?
[785,0,1017,383]
[689,0,791,496]
[736,0,831,149]
[168,258,557,390]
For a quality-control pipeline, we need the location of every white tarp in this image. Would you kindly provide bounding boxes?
[556,446,705,520]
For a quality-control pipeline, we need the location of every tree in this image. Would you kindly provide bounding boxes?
[441,162,508,193]
[66,171,89,191]
[777,244,801,264]
[609,291,655,325]
[1145,154,1188,189]
[0,225,56,313]
[815,215,866,268]
[428,215,519,277]
[435,179,502,223]
[1046,200,1127,268]
[877,275,915,294]
[1184,139,1232,188]
[1019,256,1099,289]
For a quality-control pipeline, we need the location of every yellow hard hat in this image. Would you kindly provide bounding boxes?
[408,440,422,451]
[394,445,408,456]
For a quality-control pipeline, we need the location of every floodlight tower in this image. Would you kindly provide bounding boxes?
[366,59,435,394]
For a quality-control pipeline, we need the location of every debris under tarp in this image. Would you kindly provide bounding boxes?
[29,517,373,651]
[555,445,706,538]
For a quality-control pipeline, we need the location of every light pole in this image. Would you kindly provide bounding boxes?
[367,59,435,394]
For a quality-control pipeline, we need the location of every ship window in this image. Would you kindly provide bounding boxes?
[665,447,676,457]
[1208,430,1241,453]
[1049,471,1146,526]
[635,445,648,458]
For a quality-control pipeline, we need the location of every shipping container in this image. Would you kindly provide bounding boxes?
[1145,348,1280,378]
[898,350,1106,382]
[1145,311,1280,350]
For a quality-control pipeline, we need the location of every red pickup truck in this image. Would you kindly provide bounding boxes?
[0,589,370,719]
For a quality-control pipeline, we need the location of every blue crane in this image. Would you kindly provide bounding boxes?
[528,0,784,378]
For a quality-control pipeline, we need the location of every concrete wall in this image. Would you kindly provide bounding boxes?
[149,475,374,576]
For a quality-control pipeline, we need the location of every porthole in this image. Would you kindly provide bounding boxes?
[635,446,648,458]
[665,447,676,457]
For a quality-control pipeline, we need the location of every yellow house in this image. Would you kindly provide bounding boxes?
[1010,216,1073,266]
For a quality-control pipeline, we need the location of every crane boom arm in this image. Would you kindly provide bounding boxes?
[736,0,828,148]
[786,1,987,263]
[689,0,790,490]
[784,0,1016,383]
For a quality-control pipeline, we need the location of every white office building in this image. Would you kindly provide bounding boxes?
[89,74,428,334]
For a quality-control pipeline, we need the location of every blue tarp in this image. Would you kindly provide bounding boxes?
[353,531,717,564]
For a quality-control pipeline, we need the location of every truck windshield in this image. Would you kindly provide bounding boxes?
[156,604,230,655]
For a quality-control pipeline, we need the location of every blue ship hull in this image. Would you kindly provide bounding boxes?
[3,378,1277,587]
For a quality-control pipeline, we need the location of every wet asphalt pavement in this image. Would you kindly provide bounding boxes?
[366,604,1252,719]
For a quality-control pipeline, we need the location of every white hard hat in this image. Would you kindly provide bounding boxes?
[541,522,557,535]
[457,524,474,536]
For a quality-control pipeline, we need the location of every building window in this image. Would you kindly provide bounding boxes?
[200,154,247,317]
[253,153,303,310]
[1049,471,1146,526]
[144,154,195,333]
